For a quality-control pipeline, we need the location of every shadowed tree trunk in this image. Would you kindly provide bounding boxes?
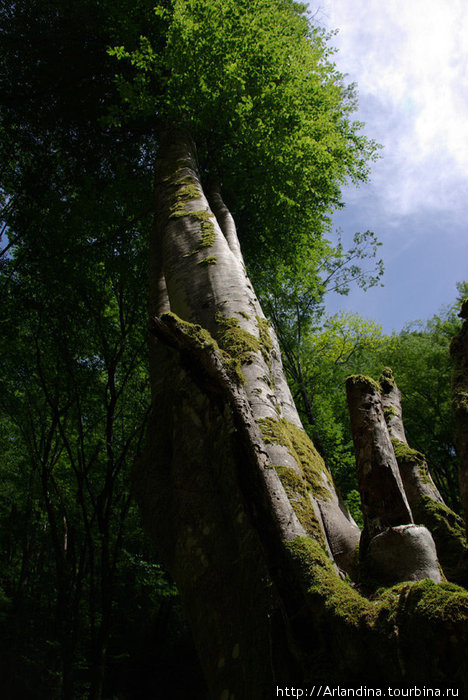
[345,374,441,586]
[450,298,468,583]
[451,299,468,534]
[134,132,468,697]
[379,367,466,582]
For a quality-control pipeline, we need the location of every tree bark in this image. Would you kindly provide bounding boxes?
[451,299,468,534]
[380,368,466,582]
[134,132,468,696]
[345,374,441,586]
[146,129,359,569]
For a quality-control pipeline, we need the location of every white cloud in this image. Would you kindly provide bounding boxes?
[315,0,468,217]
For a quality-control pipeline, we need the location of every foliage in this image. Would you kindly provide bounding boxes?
[290,286,467,513]
[375,287,467,510]
[0,218,168,694]
[109,0,380,271]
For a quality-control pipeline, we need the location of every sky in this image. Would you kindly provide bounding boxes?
[312,0,468,333]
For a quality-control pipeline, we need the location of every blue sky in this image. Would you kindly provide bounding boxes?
[313,0,468,332]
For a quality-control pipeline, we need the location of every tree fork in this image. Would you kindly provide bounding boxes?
[147,130,360,567]
[379,367,466,582]
[136,314,468,695]
[135,134,468,695]
[345,374,441,586]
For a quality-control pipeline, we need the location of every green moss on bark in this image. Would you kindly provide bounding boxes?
[453,390,468,415]
[379,367,395,393]
[166,173,217,251]
[383,405,397,422]
[287,536,468,630]
[274,467,325,545]
[286,537,374,627]
[412,495,466,581]
[257,417,332,501]
[215,314,260,366]
[391,437,425,466]
[391,437,435,488]
[256,316,273,367]
[161,312,245,385]
[346,374,381,394]
[377,578,468,623]
[390,437,466,581]
[163,312,216,349]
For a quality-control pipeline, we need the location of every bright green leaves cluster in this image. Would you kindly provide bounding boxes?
[109,0,380,269]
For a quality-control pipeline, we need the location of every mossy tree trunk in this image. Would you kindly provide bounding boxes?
[451,299,468,536]
[345,374,442,586]
[134,132,468,697]
[379,368,466,582]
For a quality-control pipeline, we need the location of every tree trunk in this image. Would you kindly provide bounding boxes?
[134,132,468,696]
[345,374,442,586]
[379,367,466,582]
[451,299,468,534]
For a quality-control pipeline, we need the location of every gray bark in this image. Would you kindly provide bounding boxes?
[147,130,359,567]
[134,131,468,695]
[380,368,466,581]
[380,368,443,505]
[345,375,441,585]
[451,299,468,533]
[345,376,413,536]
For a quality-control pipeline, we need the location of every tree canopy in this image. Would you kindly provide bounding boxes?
[110,0,380,267]
[1,0,379,275]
